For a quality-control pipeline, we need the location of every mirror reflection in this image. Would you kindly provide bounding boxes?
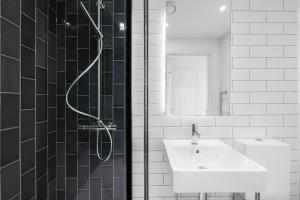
[165,0,231,116]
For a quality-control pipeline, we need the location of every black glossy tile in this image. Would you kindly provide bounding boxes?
[114,131,125,154]
[78,96,89,114]
[36,95,47,122]
[1,56,20,93]
[102,72,113,95]
[49,0,56,10]
[90,178,101,200]
[57,119,65,142]
[48,33,57,59]
[66,109,78,130]
[114,154,125,177]
[78,190,89,200]
[102,166,113,188]
[57,166,65,189]
[66,131,77,154]
[101,95,112,119]
[57,49,66,71]
[48,156,56,182]
[48,8,56,34]
[102,190,113,200]
[1,18,20,59]
[78,143,89,166]
[78,4,89,24]
[114,38,125,60]
[78,130,89,142]
[102,49,113,72]
[114,14,125,37]
[89,155,101,177]
[21,139,35,173]
[66,0,77,13]
[114,178,125,200]
[57,25,66,48]
[57,143,65,166]
[114,61,125,83]
[57,72,65,95]
[48,108,56,132]
[1,93,19,129]
[49,181,56,200]
[48,83,56,107]
[66,179,77,200]
[48,132,56,157]
[66,155,77,177]
[1,0,20,25]
[21,110,35,141]
[66,14,77,36]
[36,175,47,200]
[66,60,77,83]
[78,49,89,71]
[57,2,65,24]
[37,0,47,15]
[21,0,35,19]
[21,46,35,78]
[57,96,65,118]
[114,108,124,130]
[103,2,113,25]
[48,58,57,83]
[1,161,20,200]
[21,14,35,49]
[21,169,35,200]
[57,190,65,200]
[90,66,98,84]
[103,25,113,48]
[66,37,77,60]
[36,10,47,41]
[21,78,35,109]
[78,167,89,189]
[1,128,19,166]
[36,122,47,150]
[114,0,125,13]
[36,148,47,178]
[36,67,47,94]
[78,75,90,95]
[78,25,89,48]
[36,38,47,68]
[114,84,125,107]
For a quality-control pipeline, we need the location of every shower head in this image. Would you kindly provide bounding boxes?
[79,1,104,38]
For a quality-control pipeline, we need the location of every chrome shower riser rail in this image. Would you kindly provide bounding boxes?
[65,1,113,162]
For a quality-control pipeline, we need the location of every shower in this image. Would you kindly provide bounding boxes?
[65,1,115,161]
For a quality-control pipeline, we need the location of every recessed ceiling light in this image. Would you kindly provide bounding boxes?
[119,22,125,31]
[219,5,227,12]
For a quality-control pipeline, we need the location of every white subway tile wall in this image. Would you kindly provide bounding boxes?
[132,0,298,199]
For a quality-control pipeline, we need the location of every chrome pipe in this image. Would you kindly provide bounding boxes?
[79,2,104,38]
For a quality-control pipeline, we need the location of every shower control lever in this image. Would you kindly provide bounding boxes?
[78,123,117,131]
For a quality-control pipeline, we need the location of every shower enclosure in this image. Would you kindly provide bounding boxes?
[56,0,131,199]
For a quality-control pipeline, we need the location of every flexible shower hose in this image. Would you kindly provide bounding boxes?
[66,2,112,161]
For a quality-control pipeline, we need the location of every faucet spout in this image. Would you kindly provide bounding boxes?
[191,124,201,145]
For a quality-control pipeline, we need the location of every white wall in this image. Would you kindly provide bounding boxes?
[132,0,298,199]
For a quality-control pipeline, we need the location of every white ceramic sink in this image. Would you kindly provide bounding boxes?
[163,139,268,193]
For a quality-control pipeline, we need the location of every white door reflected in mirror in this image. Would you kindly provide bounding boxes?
[164,0,231,116]
[166,55,208,116]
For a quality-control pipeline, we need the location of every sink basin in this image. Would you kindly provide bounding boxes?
[163,139,268,193]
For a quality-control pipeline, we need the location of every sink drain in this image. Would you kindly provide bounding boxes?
[198,165,208,169]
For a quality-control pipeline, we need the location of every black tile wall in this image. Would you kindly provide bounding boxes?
[0,0,57,200]
[56,0,131,199]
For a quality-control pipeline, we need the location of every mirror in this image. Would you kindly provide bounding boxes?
[165,0,231,116]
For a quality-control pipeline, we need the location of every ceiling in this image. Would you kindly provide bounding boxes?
[166,0,231,38]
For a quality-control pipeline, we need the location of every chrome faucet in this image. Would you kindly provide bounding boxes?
[191,123,201,145]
